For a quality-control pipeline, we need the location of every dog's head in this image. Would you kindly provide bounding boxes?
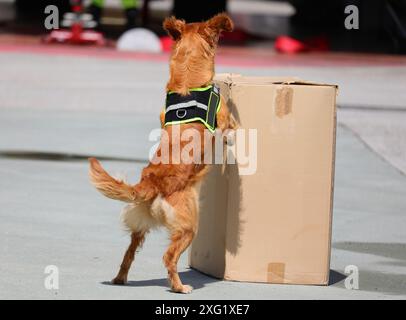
[163,13,234,95]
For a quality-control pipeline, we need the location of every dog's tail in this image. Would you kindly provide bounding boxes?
[89,158,141,203]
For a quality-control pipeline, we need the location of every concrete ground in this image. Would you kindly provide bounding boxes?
[0,44,406,299]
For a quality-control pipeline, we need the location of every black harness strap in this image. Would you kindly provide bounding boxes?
[164,85,221,133]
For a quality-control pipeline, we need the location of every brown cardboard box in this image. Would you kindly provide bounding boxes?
[189,74,338,285]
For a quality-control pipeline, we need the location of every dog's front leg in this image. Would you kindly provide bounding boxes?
[112,231,146,285]
[160,109,165,128]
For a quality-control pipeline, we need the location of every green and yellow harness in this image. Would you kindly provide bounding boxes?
[164,85,221,133]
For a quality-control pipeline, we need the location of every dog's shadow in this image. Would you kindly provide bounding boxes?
[100,269,219,291]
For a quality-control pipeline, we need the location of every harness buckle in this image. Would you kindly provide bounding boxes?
[176,109,187,119]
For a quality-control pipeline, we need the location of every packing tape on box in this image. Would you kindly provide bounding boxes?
[267,262,286,283]
[275,87,293,118]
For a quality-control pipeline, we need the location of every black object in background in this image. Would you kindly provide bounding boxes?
[288,0,406,53]
[384,0,406,53]
[173,0,227,23]
[15,0,71,20]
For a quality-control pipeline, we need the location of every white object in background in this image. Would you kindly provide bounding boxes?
[117,28,162,53]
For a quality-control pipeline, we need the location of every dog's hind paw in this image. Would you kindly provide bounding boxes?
[173,284,193,294]
[111,277,127,285]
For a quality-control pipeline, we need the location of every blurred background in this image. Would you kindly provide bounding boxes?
[1,0,406,52]
[0,0,406,299]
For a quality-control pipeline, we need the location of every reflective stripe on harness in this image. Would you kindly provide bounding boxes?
[166,100,208,113]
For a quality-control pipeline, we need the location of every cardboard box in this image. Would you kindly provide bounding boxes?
[189,74,337,285]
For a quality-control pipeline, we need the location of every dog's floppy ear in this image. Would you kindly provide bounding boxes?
[207,13,234,34]
[163,16,185,41]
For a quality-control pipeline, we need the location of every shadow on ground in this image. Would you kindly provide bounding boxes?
[101,269,220,291]
[329,270,347,285]
[333,242,406,296]
[101,268,350,289]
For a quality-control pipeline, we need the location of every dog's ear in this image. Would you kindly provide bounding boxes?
[207,13,234,34]
[201,13,234,46]
[163,16,185,41]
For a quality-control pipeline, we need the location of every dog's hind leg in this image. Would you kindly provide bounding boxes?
[112,231,146,285]
[162,189,199,293]
[163,230,195,294]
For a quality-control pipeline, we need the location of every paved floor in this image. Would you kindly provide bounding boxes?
[0,46,406,299]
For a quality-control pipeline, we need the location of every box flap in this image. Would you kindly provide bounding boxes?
[215,73,337,88]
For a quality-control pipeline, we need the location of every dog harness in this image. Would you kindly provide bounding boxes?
[164,85,221,133]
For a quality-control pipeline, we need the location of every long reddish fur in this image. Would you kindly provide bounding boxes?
[89,13,235,294]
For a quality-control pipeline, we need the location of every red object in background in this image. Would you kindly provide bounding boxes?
[275,35,330,54]
[306,36,330,52]
[44,0,105,46]
[160,36,173,52]
[220,29,250,44]
[275,36,306,54]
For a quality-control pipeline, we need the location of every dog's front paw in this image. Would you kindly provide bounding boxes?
[111,277,127,285]
[172,284,193,294]
[225,130,236,146]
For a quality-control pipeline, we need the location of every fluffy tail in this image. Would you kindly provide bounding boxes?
[89,158,138,203]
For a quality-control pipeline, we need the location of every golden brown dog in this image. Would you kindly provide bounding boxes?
[89,13,235,294]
